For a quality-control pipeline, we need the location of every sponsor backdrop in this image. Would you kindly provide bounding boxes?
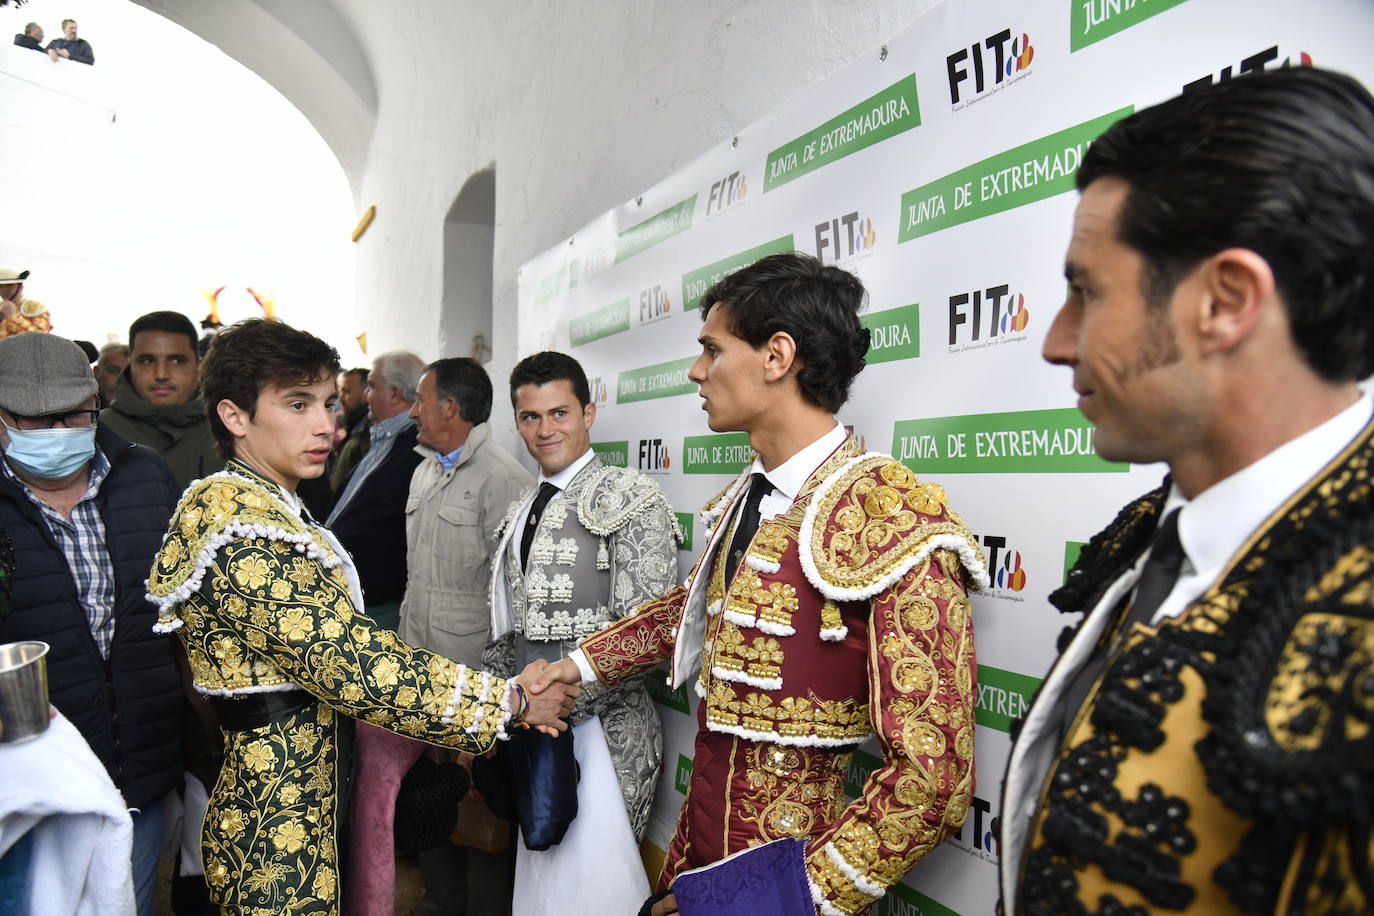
[516,3,1372,913]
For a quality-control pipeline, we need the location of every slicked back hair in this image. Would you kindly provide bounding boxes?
[1077,66,1374,382]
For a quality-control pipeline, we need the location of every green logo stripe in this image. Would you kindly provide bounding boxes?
[590,440,628,467]
[675,512,694,553]
[891,408,1129,474]
[861,303,921,364]
[882,884,963,916]
[1071,0,1190,51]
[616,195,697,263]
[647,667,691,715]
[898,107,1132,243]
[569,298,630,347]
[682,235,795,311]
[1064,540,1087,585]
[765,74,922,192]
[616,356,697,404]
[975,665,1043,734]
[674,753,693,794]
[532,259,579,305]
[844,748,881,799]
[682,433,753,475]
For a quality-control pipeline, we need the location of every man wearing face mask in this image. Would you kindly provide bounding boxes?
[0,332,184,916]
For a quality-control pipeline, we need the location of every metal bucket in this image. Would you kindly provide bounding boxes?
[0,641,50,744]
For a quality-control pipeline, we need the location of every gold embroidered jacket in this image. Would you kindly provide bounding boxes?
[1008,416,1374,916]
[147,462,512,914]
[579,436,989,915]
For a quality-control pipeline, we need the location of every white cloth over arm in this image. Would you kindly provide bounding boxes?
[0,711,136,916]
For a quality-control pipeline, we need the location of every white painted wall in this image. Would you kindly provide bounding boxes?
[131,0,936,390]
[0,1,358,361]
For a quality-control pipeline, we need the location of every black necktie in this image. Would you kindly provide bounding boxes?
[1125,508,1185,626]
[520,482,559,571]
[724,473,771,586]
[1053,507,1185,741]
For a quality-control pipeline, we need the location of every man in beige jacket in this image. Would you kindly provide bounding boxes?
[346,357,531,916]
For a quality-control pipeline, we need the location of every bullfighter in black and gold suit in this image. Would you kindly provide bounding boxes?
[148,320,578,915]
[999,68,1374,915]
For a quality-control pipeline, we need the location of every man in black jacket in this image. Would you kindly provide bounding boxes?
[13,22,44,52]
[0,332,181,916]
[326,350,426,629]
[46,18,93,65]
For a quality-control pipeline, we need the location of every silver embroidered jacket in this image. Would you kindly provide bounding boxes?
[484,456,681,839]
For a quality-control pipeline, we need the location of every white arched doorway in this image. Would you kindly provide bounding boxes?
[441,168,496,362]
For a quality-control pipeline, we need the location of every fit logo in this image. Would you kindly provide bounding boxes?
[588,376,608,406]
[706,171,747,216]
[950,795,1001,862]
[1184,45,1312,93]
[948,284,1030,347]
[639,284,671,324]
[978,534,1027,591]
[814,211,877,264]
[637,438,670,472]
[947,29,1034,106]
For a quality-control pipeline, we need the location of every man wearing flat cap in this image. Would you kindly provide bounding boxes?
[0,268,53,340]
[0,332,185,916]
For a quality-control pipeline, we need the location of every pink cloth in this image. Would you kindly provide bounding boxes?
[344,721,430,916]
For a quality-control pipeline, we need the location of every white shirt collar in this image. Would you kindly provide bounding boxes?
[746,421,847,519]
[540,447,595,493]
[1152,392,1372,622]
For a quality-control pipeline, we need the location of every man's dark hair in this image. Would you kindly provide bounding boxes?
[508,351,590,409]
[343,367,369,384]
[201,319,340,459]
[129,310,199,355]
[428,357,492,425]
[1078,66,1374,382]
[700,252,869,413]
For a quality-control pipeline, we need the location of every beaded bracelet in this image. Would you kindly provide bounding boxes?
[510,682,531,729]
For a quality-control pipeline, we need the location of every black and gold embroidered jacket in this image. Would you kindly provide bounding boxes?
[1008,419,1374,916]
[147,461,512,914]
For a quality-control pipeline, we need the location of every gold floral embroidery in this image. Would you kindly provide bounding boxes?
[370,655,402,688]
[280,608,314,642]
[243,740,277,773]
[705,678,870,741]
[755,581,799,631]
[749,521,793,568]
[271,819,307,853]
[232,555,272,592]
[738,741,848,845]
[807,455,979,593]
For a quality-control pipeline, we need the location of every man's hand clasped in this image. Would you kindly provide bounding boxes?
[510,658,581,737]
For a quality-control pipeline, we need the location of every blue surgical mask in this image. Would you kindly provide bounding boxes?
[2,422,97,479]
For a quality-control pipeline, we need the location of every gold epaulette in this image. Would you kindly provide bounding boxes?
[799,453,989,602]
[147,472,333,629]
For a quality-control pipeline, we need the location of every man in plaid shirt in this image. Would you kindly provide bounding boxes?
[0,331,185,916]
